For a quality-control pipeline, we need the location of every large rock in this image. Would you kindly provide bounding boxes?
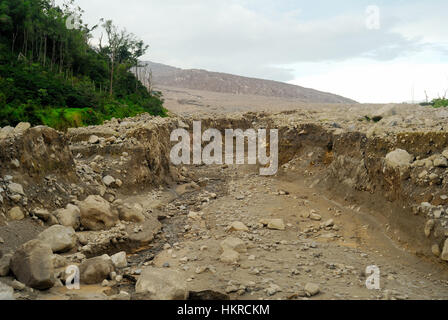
[55,204,81,230]
[37,225,77,253]
[117,203,145,223]
[0,282,14,300]
[78,195,118,231]
[79,255,114,284]
[135,268,188,300]
[10,240,55,290]
[385,149,414,168]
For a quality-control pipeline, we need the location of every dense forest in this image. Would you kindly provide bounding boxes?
[0,0,166,130]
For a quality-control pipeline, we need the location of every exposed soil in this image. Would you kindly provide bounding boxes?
[1,102,448,300]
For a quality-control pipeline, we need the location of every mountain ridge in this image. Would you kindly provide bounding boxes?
[143,61,358,104]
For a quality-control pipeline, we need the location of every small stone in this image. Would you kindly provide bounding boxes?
[11,159,20,168]
[432,244,441,257]
[0,253,12,276]
[323,219,335,228]
[220,237,247,253]
[424,220,435,237]
[220,249,240,264]
[267,219,285,231]
[0,282,14,300]
[441,239,448,261]
[115,179,123,188]
[8,207,25,221]
[33,209,51,222]
[434,157,448,168]
[8,183,24,195]
[304,283,320,296]
[11,280,26,291]
[111,251,128,269]
[265,284,282,296]
[14,122,31,134]
[102,176,116,187]
[310,213,322,221]
[259,218,286,230]
[442,149,448,159]
[227,221,249,232]
[89,135,100,144]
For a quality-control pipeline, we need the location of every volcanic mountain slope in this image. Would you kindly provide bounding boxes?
[143,61,357,104]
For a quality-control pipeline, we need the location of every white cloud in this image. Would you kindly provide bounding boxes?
[63,0,448,101]
[290,57,448,103]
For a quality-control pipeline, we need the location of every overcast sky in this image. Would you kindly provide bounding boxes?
[66,0,448,103]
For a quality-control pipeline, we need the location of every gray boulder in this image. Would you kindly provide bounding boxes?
[135,268,188,300]
[117,203,145,223]
[37,225,77,253]
[385,149,413,168]
[10,240,55,290]
[78,195,119,231]
[55,204,81,230]
[79,255,114,284]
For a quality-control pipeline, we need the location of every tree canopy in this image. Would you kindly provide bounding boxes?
[0,0,165,130]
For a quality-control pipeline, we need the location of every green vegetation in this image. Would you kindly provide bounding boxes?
[420,98,448,108]
[0,0,166,130]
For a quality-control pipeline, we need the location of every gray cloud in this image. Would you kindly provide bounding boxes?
[72,0,444,82]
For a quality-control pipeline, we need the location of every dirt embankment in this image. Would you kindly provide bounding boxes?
[0,106,447,300]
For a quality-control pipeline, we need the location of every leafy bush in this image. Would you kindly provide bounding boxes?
[432,98,448,108]
[0,0,166,130]
[420,98,448,108]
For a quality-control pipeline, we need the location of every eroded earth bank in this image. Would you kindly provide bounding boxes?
[0,104,448,300]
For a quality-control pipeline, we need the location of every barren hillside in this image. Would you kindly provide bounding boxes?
[144,61,357,104]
